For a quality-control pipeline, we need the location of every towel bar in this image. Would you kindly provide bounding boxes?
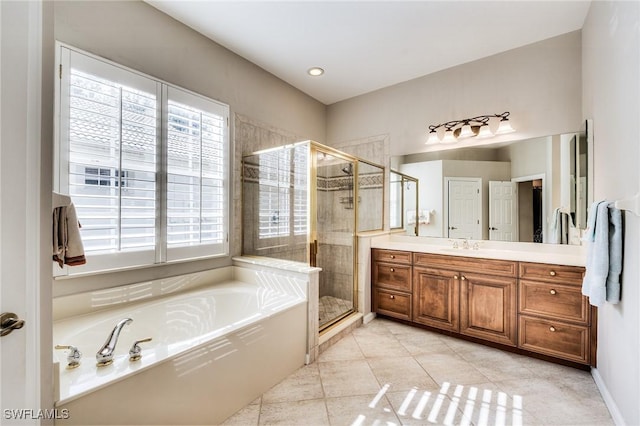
[613,193,640,216]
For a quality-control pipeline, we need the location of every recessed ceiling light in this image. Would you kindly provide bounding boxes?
[307,67,324,77]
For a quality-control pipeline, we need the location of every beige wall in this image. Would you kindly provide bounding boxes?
[582,1,640,424]
[327,31,582,157]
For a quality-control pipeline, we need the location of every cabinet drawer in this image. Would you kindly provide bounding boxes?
[373,249,412,265]
[373,288,411,321]
[373,262,412,292]
[519,280,590,325]
[413,253,517,277]
[518,315,589,364]
[519,262,585,286]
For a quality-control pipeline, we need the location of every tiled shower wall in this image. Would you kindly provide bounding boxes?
[234,114,304,257]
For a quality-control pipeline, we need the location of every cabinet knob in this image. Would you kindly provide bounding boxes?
[390,255,395,259]
[390,268,395,272]
[549,270,557,276]
[549,326,556,332]
[453,275,459,280]
[389,295,395,300]
[461,276,466,281]
[549,289,557,295]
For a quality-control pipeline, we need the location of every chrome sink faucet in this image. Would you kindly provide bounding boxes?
[461,238,470,249]
[96,318,132,366]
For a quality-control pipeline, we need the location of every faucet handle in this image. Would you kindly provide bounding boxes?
[129,338,152,362]
[55,344,82,369]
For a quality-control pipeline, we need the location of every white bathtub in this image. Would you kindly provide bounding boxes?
[53,258,318,425]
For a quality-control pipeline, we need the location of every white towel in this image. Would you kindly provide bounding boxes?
[581,201,623,306]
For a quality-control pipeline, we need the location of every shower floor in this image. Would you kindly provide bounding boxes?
[319,295,353,328]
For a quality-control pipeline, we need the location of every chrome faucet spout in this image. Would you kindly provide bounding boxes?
[96,318,132,366]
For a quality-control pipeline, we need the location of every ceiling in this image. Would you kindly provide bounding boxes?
[146,1,591,105]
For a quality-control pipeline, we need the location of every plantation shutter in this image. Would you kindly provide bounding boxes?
[166,87,228,261]
[62,49,159,269]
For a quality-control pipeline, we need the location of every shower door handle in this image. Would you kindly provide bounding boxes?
[310,239,318,266]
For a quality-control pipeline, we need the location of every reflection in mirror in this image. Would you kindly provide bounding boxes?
[391,132,589,245]
[389,170,419,236]
[357,160,385,232]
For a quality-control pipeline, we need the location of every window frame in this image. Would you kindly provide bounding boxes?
[54,43,231,277]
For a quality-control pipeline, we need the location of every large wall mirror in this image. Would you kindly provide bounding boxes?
[391,123,592,245]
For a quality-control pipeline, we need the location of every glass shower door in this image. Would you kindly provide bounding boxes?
[313,148,357,330]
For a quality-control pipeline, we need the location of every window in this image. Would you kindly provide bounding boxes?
[56,45,229,274]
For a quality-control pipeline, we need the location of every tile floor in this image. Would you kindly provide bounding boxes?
[319,295,354,328]
[222,318,613,426]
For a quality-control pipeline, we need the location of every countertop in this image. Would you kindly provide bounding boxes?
[370,234,586,267]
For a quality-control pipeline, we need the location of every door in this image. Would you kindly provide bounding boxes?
[489,181,518,241]
[413,266,460,332]
[459,272,517,346]
[312,148,357,331]
[446,178,481,239]
[1,0,46,419]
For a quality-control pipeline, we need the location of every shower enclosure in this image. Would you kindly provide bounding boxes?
[242,141,384,331]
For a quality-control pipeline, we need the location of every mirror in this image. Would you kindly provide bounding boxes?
[391,130,590,245]
[390,170,419,235]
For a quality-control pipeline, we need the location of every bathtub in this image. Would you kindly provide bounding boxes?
[53,257,318,425]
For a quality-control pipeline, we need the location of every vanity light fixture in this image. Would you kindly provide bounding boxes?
[307,67,325,76]
[426,111,515,145]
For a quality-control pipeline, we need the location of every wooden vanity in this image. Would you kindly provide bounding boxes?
[372,248,596,368]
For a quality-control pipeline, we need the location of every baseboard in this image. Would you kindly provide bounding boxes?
[363,312,376,324]
[591,367,626,425]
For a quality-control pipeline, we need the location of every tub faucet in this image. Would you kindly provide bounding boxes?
[96,318,132,366]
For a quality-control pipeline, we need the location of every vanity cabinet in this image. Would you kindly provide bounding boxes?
[371,249,595,367]
[518,262,593,364]
[413,254,517,346]
[372,249,412,321]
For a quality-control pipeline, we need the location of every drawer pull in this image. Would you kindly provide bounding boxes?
[390,255,395,259]
[549,270,557,276]
[549,326,556,332]
[389,295,395,300]
[390,268,395,272]
[549,289,557,295]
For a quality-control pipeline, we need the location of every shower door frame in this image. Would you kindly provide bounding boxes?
[310,142,360,332]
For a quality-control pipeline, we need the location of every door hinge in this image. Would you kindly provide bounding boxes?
[477,219,480,224]
[477,189,480,194]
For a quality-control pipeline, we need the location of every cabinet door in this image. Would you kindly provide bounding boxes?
[413,266,459,332]
[460,272,517,346]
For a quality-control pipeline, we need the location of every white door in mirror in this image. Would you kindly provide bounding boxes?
[447,178,481,239]
[489,181,518,241]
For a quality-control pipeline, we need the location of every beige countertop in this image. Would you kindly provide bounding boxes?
[370,234,587,267]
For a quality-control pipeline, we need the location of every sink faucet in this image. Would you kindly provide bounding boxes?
[96,318,132,366]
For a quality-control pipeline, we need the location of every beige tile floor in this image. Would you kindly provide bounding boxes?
[223,318,613,426]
